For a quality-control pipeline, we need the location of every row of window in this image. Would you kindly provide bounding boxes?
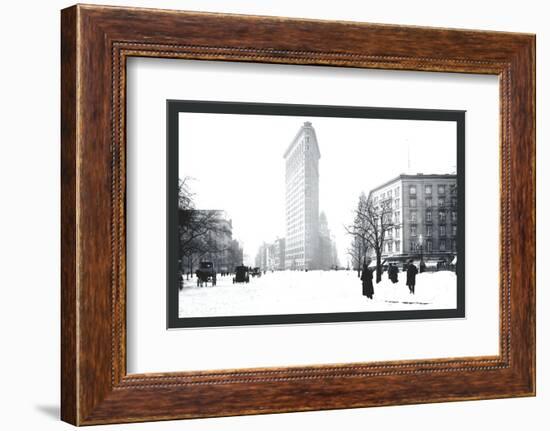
[384,239,457,254]
[376,186,400,202]
[386,226,401,238]
[375,195,457,213]
[373,183,456,205]
[385,222,458,240]
[411,239,457,252]
[410,225,457,237]
[410,210,458,223]
[410,184,456,196]
[286,246,305,255]
[387,240,401,253]
[372,209,458,227]
[409,197,457,208]
[286,180,316,197]
[285,257,305,265]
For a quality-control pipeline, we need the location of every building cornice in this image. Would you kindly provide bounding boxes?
[368,173,457,196]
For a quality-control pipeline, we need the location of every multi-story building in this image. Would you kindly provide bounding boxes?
[255,242,269,270]
[229,239,244,269]
[283,122,321,270]
[318,212,339,270]
[273,238,286,271]
[255,238,287,271]
[214,216,235,272]
[367,174,458,265]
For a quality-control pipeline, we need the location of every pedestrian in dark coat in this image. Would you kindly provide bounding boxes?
[361,263,374,299]
[406,261,418,294]
[389,264,399,284]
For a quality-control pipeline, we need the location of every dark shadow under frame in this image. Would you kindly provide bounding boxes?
[167,100,466,328]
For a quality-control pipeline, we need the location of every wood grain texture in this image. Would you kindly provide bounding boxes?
[60,4,536,425]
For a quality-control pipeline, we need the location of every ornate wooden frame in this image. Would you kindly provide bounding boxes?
[61,4,535,425]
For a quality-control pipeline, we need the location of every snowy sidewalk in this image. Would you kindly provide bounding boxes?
[179,270,457,318]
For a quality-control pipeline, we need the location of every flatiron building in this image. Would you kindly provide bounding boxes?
[283,122,321,270]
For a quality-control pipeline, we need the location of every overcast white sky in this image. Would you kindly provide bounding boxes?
[179,112,456,266]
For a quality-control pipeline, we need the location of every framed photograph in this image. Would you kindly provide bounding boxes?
[167,101,465,328]
[61,4,535,425]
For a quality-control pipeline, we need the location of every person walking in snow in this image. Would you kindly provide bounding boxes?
[389,263,399,284]
[361,262,374,299]
[406,260,418,294]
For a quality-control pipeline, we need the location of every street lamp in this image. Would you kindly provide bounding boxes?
[418,234,424,273]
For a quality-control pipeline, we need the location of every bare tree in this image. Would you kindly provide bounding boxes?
[345,193,370,278]
[346,196,370,278]
[178,178,232,278]
[345,191,394,283]
[346,242,364,278]
[178,177,194,211]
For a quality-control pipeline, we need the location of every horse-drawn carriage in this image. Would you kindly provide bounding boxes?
[250,267,262,278]
[233,265,250,284]
[195,261,217,287]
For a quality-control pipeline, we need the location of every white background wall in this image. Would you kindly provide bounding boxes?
[0,0,546,429]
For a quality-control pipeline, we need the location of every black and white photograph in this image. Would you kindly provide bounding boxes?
[167,101,465,328]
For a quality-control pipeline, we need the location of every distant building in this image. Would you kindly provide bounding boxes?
[266,243,276,271]
[273,238,286,271]
[214,216,235,272]
[255,238,286,271]
[367,173,458,265]
[318,212,339,269]
[255,242,268,270]
[283,122,321,270]
[229,239,244,268]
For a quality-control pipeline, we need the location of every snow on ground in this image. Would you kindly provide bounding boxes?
[179,269,457,318]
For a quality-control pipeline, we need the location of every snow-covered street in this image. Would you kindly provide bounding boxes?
[179,269,457,318]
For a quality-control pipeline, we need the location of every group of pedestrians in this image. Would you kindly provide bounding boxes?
[361,260,419,300]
